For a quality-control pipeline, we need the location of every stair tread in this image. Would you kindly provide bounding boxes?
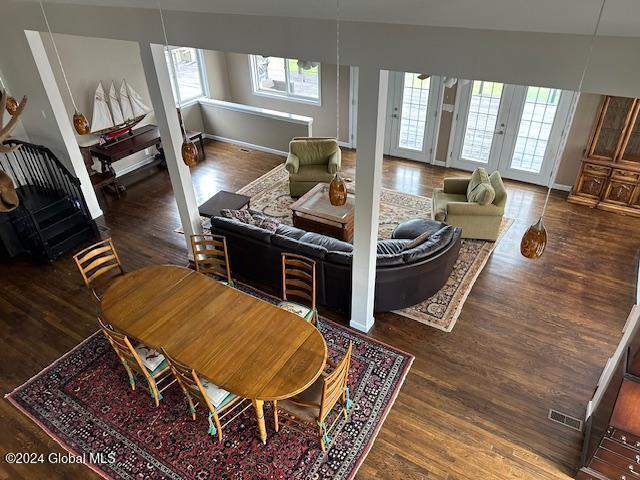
[47,223,92,248]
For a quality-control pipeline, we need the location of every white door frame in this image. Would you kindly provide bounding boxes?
[449,80,577,187]
[348,65,358,149]
[384,72,443,163]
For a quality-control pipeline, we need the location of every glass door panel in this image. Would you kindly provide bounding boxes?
[397,74,430,151]
[620,103,640,163]
[387,72,442,162]
[461,81,504,164]
[510,87,561,173]
[591,97,635,160]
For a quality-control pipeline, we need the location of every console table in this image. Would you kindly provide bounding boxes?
[88,125,204,196]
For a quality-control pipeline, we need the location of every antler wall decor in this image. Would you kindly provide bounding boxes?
[0,90,27,154]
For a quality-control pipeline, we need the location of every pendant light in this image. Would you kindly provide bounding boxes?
[158,3,199,168]
[329,0,348,206]
[39,1,90,135]
[0,77,18,116]
[520,0,606,259]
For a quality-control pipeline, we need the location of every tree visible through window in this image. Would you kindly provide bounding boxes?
[250,55,320,103]
[165,47,208,105]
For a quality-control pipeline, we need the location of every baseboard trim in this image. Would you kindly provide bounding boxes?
[203,134,288,157]
[552,183,573,192]
[338,140,353,149]
[114,154,157,178]
[433,160,447,167]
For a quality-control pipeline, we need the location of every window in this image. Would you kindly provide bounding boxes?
[249,55,320,104]
[165,47,208,105]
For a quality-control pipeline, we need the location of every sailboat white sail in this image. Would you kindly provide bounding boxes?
[127,82,151,118]
[90,82,114,133]
[108,82,124,125]
[119,80,134,121]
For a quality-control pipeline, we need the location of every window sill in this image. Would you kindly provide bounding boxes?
[198,98,314,126]
[252,90,321,107]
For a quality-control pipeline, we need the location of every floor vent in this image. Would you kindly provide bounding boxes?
[548,409,583,431]
[239,148,251,153]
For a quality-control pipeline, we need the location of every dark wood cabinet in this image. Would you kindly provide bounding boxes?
[569,96,640,217]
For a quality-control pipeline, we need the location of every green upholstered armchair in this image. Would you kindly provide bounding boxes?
[431,171,507,241]
[285,137,342,196]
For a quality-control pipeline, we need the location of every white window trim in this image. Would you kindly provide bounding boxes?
[249,55,321,106]
[166,46,209,107]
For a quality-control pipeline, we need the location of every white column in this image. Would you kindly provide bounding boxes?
[139,43,202,256]
[350,67,388,333]
[24,31,103,220]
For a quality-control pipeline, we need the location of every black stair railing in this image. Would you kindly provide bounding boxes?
[1,139,96,260]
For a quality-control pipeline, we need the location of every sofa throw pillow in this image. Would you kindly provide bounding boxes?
[220,209,279,233]
[402,230,432,251]
[466,167,496,205]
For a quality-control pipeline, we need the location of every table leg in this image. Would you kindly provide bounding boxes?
[252,399,267,444]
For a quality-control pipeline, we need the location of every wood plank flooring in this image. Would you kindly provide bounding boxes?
[1,140,639,479]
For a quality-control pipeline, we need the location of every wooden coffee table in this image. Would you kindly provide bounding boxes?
[290,183,355,242]
[199,190,251,218]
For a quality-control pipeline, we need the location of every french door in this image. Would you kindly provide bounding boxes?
[385,72,443,162]
[450,80,575,185]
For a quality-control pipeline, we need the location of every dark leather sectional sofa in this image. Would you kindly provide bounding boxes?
[211,216,462,313]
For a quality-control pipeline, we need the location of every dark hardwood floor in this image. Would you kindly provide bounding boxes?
[1,140,639,479]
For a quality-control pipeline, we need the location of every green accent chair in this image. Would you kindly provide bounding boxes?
[431,171,507,241]
[285,137,341,197]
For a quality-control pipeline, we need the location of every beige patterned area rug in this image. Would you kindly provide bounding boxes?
[190,165,512,332]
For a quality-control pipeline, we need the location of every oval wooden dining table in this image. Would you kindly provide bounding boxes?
[100,265,327,444]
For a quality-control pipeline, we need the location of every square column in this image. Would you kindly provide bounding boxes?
[24,30,103,220]
[350,67,389,333]
[139,43,202,256]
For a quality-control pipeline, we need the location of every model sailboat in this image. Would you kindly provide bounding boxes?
[90,80,151,140]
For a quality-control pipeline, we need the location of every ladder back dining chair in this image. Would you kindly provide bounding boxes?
[161,348,251,442]
[74,238,125,303]
[97,317,174,407]
[273,342,353,451]
[190,234,234,286]
[277,252,318,325]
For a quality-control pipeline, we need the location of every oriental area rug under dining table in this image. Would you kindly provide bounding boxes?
[6,284,413,480]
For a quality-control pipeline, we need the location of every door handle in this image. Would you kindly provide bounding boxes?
[495,130,504,135]
[392,114,399,118]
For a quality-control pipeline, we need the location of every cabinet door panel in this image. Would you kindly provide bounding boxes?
[604,180,635,205]
[590,97,636,161]
[620,104,640,164]
[577,174,607,198]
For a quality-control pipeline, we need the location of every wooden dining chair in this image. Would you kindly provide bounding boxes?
[277,252,317,325]
[161,348,251,442]
[74,238,125,302]
[190,234,234,286]
[273,342,353,452]
[97,317,174,407]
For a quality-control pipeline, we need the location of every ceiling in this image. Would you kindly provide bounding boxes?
[30,0,640,37]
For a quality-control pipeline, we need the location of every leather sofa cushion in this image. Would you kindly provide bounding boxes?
[300,232,353,253]
[275,224,307,240]
[377,239,410,255]
[272,233,327,259]
[325,250,352,265]
[402,225,454,264]
[212,217,273,243]
[392,218,447,240]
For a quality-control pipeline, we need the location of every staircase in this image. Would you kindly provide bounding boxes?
[0,140,98,262]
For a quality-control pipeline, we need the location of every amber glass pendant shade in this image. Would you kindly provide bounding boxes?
[73,111,90,135]
[5,96,18,116]
[329,171,347,206]
[520,217,547,259]
[181,140,199,167]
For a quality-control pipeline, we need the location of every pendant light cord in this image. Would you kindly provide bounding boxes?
[158,1,187,142]
[39,1,79,112]
[336,0,340,141]
[541,0,606,217]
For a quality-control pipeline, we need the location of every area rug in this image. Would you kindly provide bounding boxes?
[6,285,413,480]
[236,165,512,332]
